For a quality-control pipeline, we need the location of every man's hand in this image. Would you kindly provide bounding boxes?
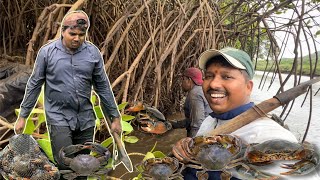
[14,117,26,134]
[172,137,194,163]
[111,117,122,134]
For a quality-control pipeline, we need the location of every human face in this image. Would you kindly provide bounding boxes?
[182,76,192,92]
[61,27,86,52]
[202,63,253,114]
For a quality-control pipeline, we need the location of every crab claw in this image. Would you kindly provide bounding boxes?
[84,142,111,160]
[280,159,318,175]
[61,144,86,156]
[140,120,171,135]
[172,137,195,163]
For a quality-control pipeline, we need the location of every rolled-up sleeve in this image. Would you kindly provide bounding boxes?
[20,49,46,118]
[92,49,120,121]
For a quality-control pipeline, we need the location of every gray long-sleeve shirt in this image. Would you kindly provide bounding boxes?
[184,85,211,137]
[20,39,120,131]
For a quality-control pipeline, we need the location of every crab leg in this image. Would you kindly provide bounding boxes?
[230,164,279,180]
[280,159,318,175]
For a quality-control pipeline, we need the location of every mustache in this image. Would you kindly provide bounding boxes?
[206,88,227,94]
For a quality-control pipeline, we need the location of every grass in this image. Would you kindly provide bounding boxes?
[254,55,320,76]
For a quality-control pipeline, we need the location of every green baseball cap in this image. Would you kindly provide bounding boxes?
[198,47,254,79]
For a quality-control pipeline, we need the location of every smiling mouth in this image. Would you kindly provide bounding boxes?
[210,93,226,98]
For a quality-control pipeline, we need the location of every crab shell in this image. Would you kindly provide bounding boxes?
[142,157,180,179]
[190,135,242,171]
[69,154,101,173]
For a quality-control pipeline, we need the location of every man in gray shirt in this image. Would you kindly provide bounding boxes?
[14,10,121,169]
[171,67,211,137]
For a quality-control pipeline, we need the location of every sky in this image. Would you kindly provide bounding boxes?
[267,2,320,58]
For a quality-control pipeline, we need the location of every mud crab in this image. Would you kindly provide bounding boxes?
[137,157,184,180]
[173,134,319,179]
[59,142,111,180]
[126,102,172,134]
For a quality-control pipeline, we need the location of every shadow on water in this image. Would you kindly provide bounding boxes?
[110,113,186,179]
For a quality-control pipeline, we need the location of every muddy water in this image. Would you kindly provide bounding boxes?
[110,113,186,179]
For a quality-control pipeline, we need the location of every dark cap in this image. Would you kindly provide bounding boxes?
[183,67,203,85]
[62,11,89,30]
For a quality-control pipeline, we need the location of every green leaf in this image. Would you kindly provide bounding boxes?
[124,136,139,143]
[95,118,101,129]
[94,106,104,119]
[101,137,113,148]
[121,121,133,133]
[117,102,128,110]
[91,94,97,105]
[37,138,55,163]
[24,116,36,135]
[152,151,166,158]
[34,113,46,130]
[315,30,320,37]
[121,114,136,121]
[143,152,155,161]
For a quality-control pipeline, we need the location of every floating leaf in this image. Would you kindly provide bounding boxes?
[124,136,139,143]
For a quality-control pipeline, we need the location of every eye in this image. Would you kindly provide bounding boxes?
[204,73,214,80]
[222,75,232,80]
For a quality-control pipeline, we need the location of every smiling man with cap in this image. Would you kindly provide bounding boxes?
[172,47,301,180]
[171,67,212,137]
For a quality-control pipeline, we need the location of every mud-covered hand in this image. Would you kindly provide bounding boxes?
[111,117,122,134]
[172,137,195,163]
[14,117,26,134]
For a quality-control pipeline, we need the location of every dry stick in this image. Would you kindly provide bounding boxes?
[100,1,136,55]
[104,0,152,71]
[120,25,161,103]
[111,23,161,88]
[25,4,58,65]
[209,77,320,136]
[133,50,153,102]
[0,129,11,141]
[0,116,14,129]
[13,0,32,49]
[43,7,61,45]
[154,2,203,107]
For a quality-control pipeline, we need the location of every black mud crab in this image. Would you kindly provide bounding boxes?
[59,142,112,180]
[126,102,172,135]
[173,134,319,180]
[137,157,184,180]
[0,134,60,180]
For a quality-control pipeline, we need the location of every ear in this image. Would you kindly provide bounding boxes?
[246,80,253,95]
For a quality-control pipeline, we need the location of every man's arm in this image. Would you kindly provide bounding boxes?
[91,47,121,133]
[15,49,46,133]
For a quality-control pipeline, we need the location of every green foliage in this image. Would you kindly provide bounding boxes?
[134,142,167,179]
[254,53,320,76]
